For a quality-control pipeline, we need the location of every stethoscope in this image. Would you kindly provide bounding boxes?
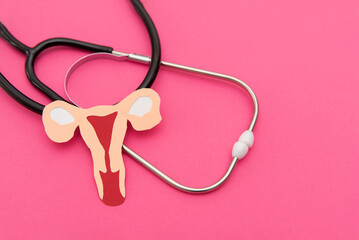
[0,0,258,194]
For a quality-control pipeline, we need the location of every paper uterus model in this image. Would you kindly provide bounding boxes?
[42,89,161,206]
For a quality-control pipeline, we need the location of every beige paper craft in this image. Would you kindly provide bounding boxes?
[42,88,161,206]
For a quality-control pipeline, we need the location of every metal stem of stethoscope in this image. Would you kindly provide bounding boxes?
[112,50,259,131]
[97,50,259,193]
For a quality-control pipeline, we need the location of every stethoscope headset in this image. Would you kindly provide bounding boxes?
[0,0,258,204]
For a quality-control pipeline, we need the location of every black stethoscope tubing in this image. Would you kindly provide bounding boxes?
[0,0,161,114]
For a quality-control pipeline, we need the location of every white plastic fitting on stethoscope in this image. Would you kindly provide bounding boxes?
[232,130,254,159]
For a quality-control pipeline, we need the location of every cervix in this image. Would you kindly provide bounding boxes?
[43,89,161,206]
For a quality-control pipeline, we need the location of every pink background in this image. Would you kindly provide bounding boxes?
[0,0,358,239]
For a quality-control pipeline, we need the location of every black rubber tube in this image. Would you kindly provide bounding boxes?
[0,0,161,114]
[26,38,114,102]
[131,0,161,89]
[0,73,44,114]
[0,22,31,54]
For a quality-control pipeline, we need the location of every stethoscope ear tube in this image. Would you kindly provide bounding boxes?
[0,22,31,54]
[0,73,44,114]
[131,0,161,89]
[0,0,161,114]
[25,38,114,103]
